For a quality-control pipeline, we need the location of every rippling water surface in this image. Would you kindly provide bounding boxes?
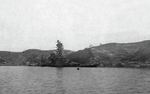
[0,66,150,94]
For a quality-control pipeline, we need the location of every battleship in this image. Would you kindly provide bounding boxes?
[40,40,78,67]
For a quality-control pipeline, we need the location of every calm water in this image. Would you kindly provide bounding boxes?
[0,67,150,94]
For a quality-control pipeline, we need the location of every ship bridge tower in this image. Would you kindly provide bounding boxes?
[56,40,64,57]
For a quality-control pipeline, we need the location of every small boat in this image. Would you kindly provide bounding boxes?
[77,68,79,70]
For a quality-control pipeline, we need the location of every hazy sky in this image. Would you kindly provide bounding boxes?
[0,0,150,51]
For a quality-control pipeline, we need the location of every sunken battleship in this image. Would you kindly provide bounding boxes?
[40,40,78,67]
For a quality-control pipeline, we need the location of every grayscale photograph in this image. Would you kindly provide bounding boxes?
[0,0,150,94]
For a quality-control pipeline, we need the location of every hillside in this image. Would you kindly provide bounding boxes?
[0,49,73,65]
[67,40,150,66]
[0,40,150,67]
[121,42,150,62]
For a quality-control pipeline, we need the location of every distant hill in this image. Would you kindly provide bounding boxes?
[67,48,94,64]
[67,40,150,65]
[0,40,150,66]
[121,41,150,62]
[0,51,20,65]
[0,49,73,65]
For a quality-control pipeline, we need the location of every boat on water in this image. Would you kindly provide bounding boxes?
[40,40,71,67]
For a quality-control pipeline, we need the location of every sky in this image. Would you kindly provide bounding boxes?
[0,0,150,51]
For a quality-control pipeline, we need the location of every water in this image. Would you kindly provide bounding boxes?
[0,67,150,94]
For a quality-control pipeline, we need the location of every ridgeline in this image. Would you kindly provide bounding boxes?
[0,40,150,67]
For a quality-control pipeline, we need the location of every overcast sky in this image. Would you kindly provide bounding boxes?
[0,0,150,51]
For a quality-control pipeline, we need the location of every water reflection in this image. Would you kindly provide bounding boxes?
[54,68,66,94]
